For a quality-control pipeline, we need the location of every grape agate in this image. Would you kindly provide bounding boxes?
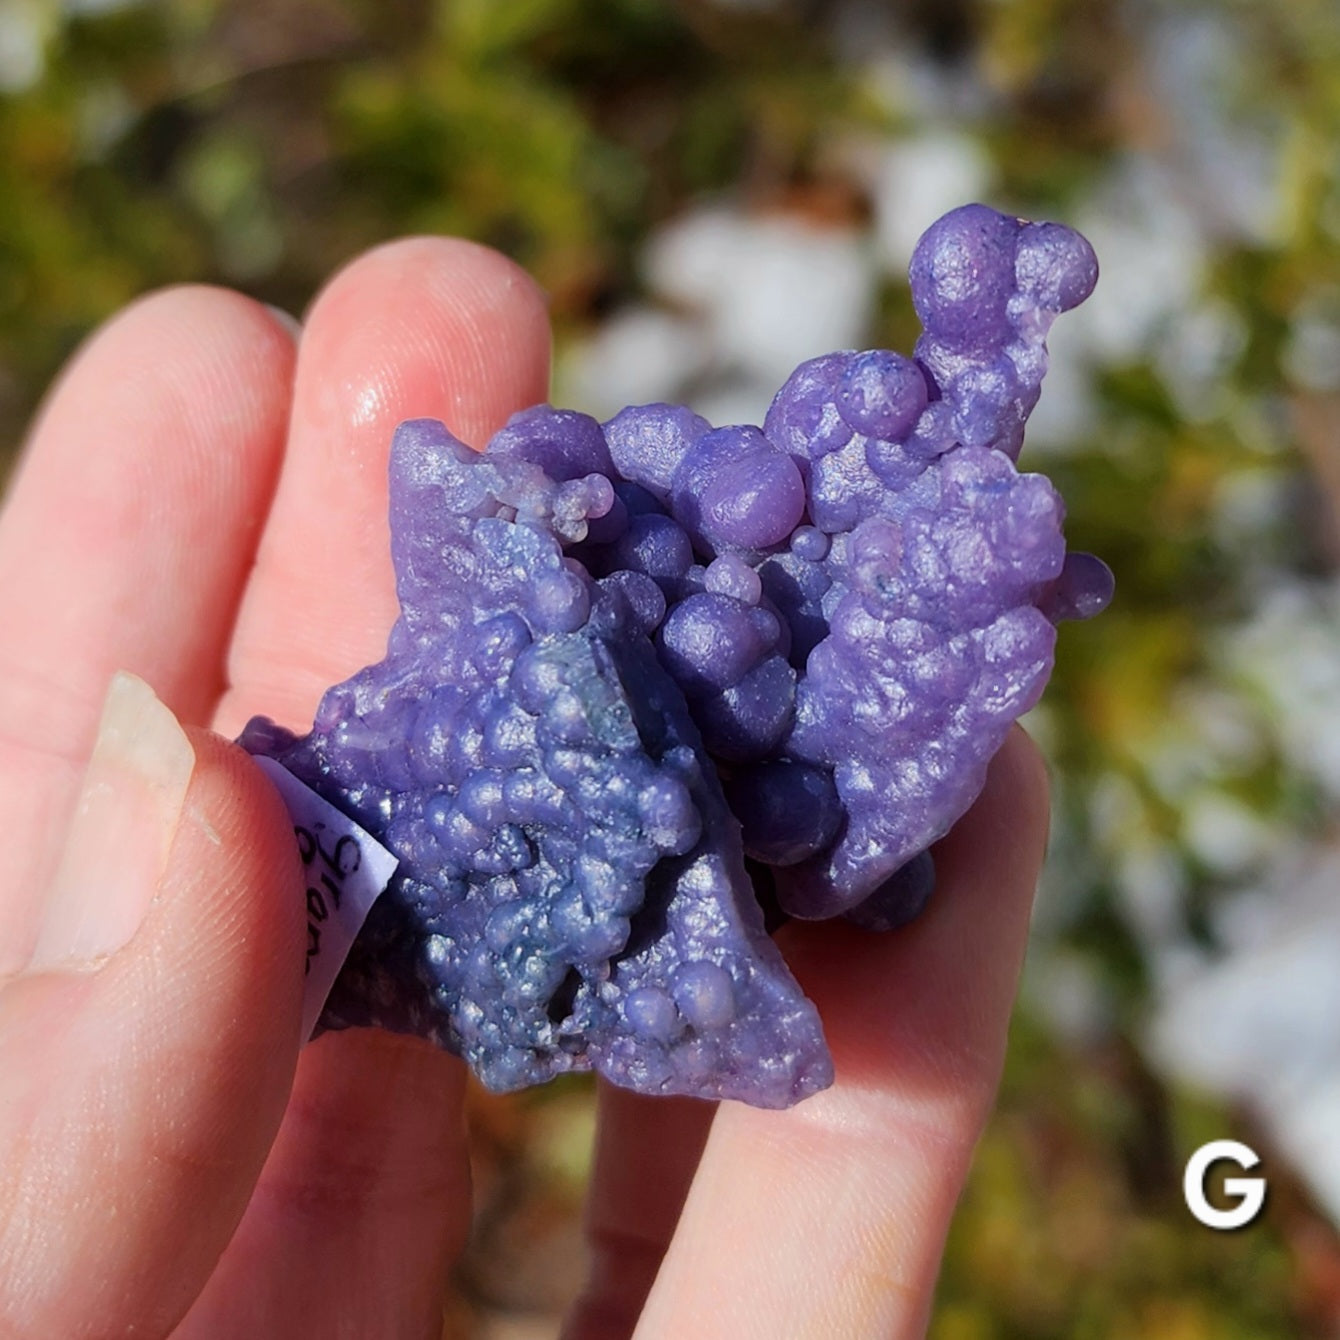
[240,203,1113,1108]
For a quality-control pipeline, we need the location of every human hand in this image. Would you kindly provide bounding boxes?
[0,240,1049,1339]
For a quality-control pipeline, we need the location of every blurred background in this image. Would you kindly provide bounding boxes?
[3,0,1340,1334]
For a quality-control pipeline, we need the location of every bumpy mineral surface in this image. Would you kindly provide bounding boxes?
[240,203,1113,1108]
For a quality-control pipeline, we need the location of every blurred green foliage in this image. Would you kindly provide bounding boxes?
[5,0,1340,1334]
[0,0,880,461]
[934,1016,1307,1340]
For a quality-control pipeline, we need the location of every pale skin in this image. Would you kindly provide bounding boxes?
[0,238,1050,1339]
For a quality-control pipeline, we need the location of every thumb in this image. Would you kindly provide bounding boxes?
[0,672,306,1339]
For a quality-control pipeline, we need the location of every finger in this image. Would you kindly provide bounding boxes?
[0,288,296,969]
[203,238,550,1330]
[562,1087,716,1340]
[215,236,551,735]
[0,674,305,1338]
[635,729,1050,1340]
[175,1031,470,1340]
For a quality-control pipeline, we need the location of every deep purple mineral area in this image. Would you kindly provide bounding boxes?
[240,203,1113,1108]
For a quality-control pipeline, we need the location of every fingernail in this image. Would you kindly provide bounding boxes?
[265,304,303,340]
[27,673,195,975]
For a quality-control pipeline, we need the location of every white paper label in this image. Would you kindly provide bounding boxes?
[252,755,399,1041]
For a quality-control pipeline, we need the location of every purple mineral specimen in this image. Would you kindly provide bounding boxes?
[240,203,1113,1108]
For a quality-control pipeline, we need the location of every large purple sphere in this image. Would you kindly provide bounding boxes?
[240,204,1112,1108]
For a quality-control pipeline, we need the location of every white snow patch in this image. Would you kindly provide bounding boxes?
[1149,844,1340,1225]
[866,130,992,271]
[645,208,877,387]
[560,307,705,421]
[1229,580,1340,801]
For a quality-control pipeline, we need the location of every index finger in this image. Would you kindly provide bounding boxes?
[193,237,551,1334]
[215,236,551,735]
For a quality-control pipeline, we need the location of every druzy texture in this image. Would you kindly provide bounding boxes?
[241,203,1113,1108]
